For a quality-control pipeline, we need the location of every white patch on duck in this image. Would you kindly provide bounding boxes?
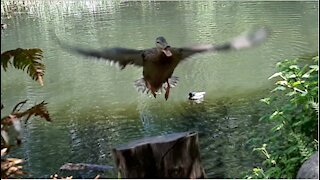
[188,91,206,103]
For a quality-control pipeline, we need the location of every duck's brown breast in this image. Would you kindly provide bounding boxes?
[142,53,180,89]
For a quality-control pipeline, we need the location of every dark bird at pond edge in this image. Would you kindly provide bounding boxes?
[56,27,269,100]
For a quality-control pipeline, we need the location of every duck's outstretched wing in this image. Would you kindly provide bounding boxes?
[174,27,269,61]
[69,47,144,69]
[56,37,144,69]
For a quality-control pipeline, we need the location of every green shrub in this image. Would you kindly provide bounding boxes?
[245,56,318,179]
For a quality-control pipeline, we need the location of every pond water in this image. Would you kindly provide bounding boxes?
[1,1,318,178]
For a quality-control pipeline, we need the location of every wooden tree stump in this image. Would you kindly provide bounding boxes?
[112,131,206,178]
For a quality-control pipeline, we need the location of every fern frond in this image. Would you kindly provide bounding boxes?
[1,48,45,86]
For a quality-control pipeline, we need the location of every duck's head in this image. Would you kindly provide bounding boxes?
[155,36,172,57]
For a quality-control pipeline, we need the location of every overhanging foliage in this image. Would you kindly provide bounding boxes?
[1,48,45,86]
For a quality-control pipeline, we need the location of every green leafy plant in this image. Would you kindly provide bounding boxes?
[1,48,45,85]
[1,48,50,178]
[245,56,318,179]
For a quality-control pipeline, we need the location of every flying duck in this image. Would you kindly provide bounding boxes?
[57,28,268,100]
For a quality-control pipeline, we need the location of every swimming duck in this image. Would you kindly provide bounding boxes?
[188,91,206,104]
[58,28,268,100]
[189,92,206,100]
[1,23,7,30]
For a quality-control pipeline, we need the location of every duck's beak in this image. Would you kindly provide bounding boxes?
[162,46,172,57]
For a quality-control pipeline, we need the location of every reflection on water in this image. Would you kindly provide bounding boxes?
[1,0,318,178]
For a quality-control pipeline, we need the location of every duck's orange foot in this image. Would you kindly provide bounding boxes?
[152,91,157,98]
[165,92,169,100]
[145,80,157,98]
[165,81,170,100]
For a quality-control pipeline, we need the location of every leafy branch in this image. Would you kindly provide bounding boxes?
[1,100,51,148]
[1,44,49,178]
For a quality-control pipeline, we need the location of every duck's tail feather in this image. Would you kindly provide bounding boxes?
[134,76,179,94]
[134,78,149,94]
